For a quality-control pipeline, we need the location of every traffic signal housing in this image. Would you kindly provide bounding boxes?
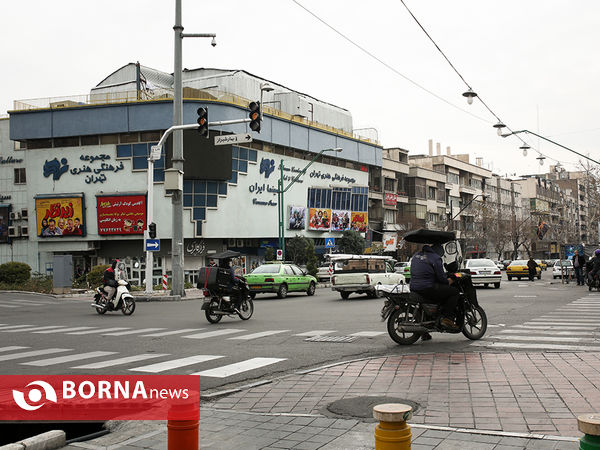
[197,107,209,138]
[148,222,157,239]
[248,101,261,133]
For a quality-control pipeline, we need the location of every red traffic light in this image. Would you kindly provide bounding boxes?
[197,107,209,137]
[248,101,261,133]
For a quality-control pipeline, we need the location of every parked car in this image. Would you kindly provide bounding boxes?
[317,263,333,282]
[553,260,575,279]
[536,260,547,271]
[506,260,542,280]
[464,258,502,288]
[493,261,504,271]
[394,262,411,281]
[502,260,512,270]
[245,263,317,298]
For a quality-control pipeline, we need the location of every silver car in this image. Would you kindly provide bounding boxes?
[465,258,502,288]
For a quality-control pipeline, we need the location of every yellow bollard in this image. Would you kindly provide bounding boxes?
[373,403,413,450]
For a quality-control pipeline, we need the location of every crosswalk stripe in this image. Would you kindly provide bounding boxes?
[512,325,597,330]
[544,313,600,316]
[0,304,21,308]
[489,335,597,343]
[72,354,170,369]
[0,346,29,353]
[1,301,45,306]
[130,355,224,373]
[0,325,34,330]
[5,299,53,305]
[182,329,244,339]
[142,328,204,337]
[102,328,166,336]
[472,342,600,351]
[499,329,595,336]
[0,348,71,362]
[1,326,68,333]
[525,322,599,327]
[228,330,290,340]
[530,319,599,323]
[193,357,286,378]
[349,331,387,337]
[34,326,97,334]
[67,327,131,335]
[22,351,118,367]
[294,330,337,336]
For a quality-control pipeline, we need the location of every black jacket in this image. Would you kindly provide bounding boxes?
[572,254,586,269]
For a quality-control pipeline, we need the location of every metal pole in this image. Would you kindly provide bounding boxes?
[171,0,185,297]
[279,161,285,259]
[145,159,154,293]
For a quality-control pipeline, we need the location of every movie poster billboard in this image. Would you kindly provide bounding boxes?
[383,232,398,252]
[288,206,306,230]
[0,206,9,243]
[308,208,331,231]
[350,211,368,233]
[35,196,85,237]
[97,194,147,235]
[330,210,351,231]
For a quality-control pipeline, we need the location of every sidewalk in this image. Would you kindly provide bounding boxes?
[60,351,594,449]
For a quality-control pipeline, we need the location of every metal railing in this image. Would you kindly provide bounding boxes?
[12,88,378,145]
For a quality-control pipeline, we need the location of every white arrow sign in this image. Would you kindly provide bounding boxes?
[147,242,159,249]
[214,134,253,146]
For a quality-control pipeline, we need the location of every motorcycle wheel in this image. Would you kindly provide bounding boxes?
[387,308,421,345]
[462,305,487,340]
[121,297,136,316]
[94,295,108,315]
[205,300,222,323]
[237,298,254,320]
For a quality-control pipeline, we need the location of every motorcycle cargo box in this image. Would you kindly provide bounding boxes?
[197,267,231,290]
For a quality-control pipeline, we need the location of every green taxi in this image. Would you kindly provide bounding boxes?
[245,263,317,298]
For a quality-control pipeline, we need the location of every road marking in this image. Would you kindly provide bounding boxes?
[67,327,131,335]
[349,331,386,337]
[22,351,118,366]
[0,325,34,330]
[72,354,169,369]
[182,329,244,339]
[102,328,166,336]
[514,295,538,298]
[525,322,599,327]
[228,330,290,340]
[142,328,204,337]
[34,326,97,334]
[487,324,506,328]
[0,348,71,362]
[1,326,68,333]
[0,346,29,353]
[294,330,337,336]
[512,325,597,330]
[0,304,21,308]
[473,342,600,352]
[131,355,224,373]
[193,357,286,378]
[531,318,600,323]
[490,335,597,343]
[1,300,46,306]
[499,329,596,336]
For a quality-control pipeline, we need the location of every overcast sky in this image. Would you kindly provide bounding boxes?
[2,0,598,176]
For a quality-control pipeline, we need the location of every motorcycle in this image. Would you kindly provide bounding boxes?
[197,251,254,323]
[587,273,600,291]
[379,229,487,345]
[92,279,136,315]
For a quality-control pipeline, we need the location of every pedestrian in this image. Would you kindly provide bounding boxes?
[527,256,538,281]
[572,250,586,285]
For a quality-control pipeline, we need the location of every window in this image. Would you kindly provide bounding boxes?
[54,136,79,147]
[14,168,26,184]
[428,186,436,200]
[384,178,395,192]
[332,188,351,210]
[384,209,396,224]
[396,173,408,195]
[408,178,426,199]
[428,213,438,223]
[81,135,100,146]
[447,172,459,184]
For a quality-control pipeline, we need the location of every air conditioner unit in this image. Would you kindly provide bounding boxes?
[19,226,28,237]
[8,226,19,237]
[227,238,236,247]
[9,212,21,220]
[21,209,28,219]
[236,239,244,248]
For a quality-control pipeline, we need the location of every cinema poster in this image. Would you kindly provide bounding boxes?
[288,206,306,230]
[35,195,85,237]
[308,208,331,231]
[350,212,368,233]
[97,194,147,235]
[330,210,351,231]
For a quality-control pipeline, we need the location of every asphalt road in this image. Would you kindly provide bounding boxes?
[0,271,590,391]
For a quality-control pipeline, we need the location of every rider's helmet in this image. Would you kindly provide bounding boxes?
[595,249,600,256]
[111,259,119,269]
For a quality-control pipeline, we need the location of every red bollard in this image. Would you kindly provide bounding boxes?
[167,392,200,450]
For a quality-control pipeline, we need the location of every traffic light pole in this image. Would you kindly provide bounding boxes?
[145,156,155,294]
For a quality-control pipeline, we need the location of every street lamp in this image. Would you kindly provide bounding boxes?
[277,147,342,260]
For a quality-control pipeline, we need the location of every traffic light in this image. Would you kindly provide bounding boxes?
[197,107,209,138]
[148,222,157,239]
[248,101,261,133]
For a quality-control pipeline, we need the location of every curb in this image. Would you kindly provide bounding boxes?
[0,430,65,450]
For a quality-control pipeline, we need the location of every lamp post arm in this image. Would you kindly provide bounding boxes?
[506,130,600,165]
[282,149,327,193]
[450,194,484,222]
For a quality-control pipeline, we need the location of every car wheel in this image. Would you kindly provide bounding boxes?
[484,283,489,288]
[277,284,288,299]
[507,276,512,281]
[537,274,541,280]
[306,282,316,296]
[517,277,521,281]
[494,282,500,289]
[340,291,350,300]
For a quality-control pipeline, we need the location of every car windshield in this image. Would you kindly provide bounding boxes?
[252,264,281,274]
[466,259,497,267]
[555,261,573,267]
[511,260,528,265]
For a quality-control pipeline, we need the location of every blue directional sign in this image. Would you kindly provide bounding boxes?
[146,239,160,252]
[325,238,335,249]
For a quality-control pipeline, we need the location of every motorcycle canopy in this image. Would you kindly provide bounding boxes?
[403,229,456,245]
[210,250,241,260]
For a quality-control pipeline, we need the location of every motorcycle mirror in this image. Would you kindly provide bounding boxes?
[134,262,140,268]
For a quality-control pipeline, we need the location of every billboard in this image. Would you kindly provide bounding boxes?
[308,208,331,231]
[0,206,9,243]
[331,210,351,231]
[288,206,306,230]
[97,194,147,235]
[383,232,398,252]
[351,212,368,232]
[35,196,85,237]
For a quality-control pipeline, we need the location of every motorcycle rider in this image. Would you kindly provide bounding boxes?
[587,249,600,285]
[103,259,119,307]
[409,243,460,331]
[218,258,240,304]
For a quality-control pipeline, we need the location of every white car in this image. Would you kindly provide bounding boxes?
[464,258,502,288]
[553,260,574,279]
